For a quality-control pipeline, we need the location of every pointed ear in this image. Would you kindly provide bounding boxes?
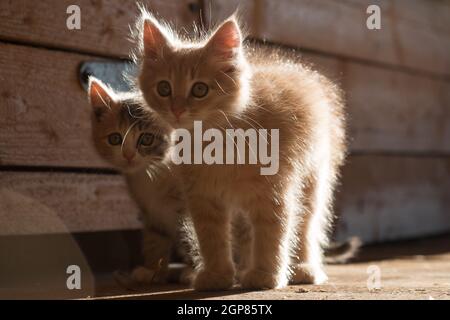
[143,17,171,60]
[88,77,115,120]
[207,19,242,60]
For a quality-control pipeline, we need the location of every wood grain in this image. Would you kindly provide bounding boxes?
[335,155,450,243]
[302,52,450,153]
[1,155,449,243]
[1,42,450,169]
[205,0,450,77]
[0,42,111,168]
[0,0,200,58]
[0,172,141,235]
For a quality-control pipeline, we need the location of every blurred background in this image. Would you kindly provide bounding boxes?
[0,0,449,298]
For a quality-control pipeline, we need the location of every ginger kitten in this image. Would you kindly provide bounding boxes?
[87,78,193,284]
[136,13,346,291]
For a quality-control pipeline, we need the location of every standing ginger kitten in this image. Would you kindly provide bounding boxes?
[136,13,346,290]
[87,78,194,284]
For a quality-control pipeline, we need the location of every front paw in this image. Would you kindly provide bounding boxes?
[193,268,235,291]
[113,270,139,290]
[131,266,157,283]
[290,263,328,285]
[240,269,282,290]
[131,265,169,284]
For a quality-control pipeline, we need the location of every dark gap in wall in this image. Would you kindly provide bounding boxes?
[349,150,450,158]
[0,165,119,175]
[0,38,126,60]
[1,150,449,176]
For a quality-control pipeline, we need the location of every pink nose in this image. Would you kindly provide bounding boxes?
[171,106,186,120]
[123,152,135,163]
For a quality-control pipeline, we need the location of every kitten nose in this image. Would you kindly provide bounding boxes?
[123,152,135,163]
[170,105,186,119]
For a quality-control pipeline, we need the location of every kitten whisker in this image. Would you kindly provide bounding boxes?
[207,111,250,162]
[220,70,238,88]
[217,111,260,162]
[203,114,271,186]
[223,111,270,146]
[121,121,139,152]
[250,103,275,114]
[214,79,230,96]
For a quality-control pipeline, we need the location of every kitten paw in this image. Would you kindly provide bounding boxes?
[290,264,328,285]
[131,266,157,283]
[240,269,281,290]
[131,265,168,284]
[193,268,235,291]
[113,270,139,290]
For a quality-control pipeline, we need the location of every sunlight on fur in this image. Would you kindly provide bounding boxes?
[133,7,346,291]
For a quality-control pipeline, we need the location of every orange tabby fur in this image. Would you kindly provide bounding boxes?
[135,11,346,290]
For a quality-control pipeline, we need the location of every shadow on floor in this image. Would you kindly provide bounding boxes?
[352,233,450,263]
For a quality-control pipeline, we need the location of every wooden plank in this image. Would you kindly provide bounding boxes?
[334,155,450,244]
[0,42,109,168]
[0,0,199,58]
[1,155,449,243]
[205,0,450,77]
[0,172,141,235]
[301,53,450,153]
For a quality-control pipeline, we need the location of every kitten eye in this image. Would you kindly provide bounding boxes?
[157,80,171,97]
[139,133,155,147]
[107,133,122,146]
[191,82,209,98]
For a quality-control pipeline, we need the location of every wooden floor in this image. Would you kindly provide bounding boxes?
[90,234,450,300]
[1,234,449,299]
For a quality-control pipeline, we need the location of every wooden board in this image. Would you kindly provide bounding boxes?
[204,0,450,77]
[0,42,109,168]
[301,53,450,153]
[1,42,450,170]
[0,0,200,58]
[1,155,449,243]
[334,155,450,243]
[0,171,141,235]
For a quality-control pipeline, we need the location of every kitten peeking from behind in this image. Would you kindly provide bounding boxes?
[87,77,195,286]
[136,10,347,291]
[88,78,168,173]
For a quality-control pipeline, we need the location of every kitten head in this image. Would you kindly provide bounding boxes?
[88,77,170,173]
[137,11,250,130]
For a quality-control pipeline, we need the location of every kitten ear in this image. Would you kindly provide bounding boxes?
[207,18,242,60]
[142,17,171,60]
[88,77,115,120]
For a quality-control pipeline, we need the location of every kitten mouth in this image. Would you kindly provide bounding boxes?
[168,117,194,130]
[122,164,143,174]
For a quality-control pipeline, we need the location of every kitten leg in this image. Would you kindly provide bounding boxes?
[241,199,292,289]
[232,212,252,281]
[176,216,200,284]
[290,172,333,285]
[190,197,235,291]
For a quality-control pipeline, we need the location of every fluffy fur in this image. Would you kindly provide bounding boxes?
[136,10,347,291]
[87,78,193,284]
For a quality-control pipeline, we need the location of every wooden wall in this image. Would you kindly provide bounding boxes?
[1,0,449,244]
